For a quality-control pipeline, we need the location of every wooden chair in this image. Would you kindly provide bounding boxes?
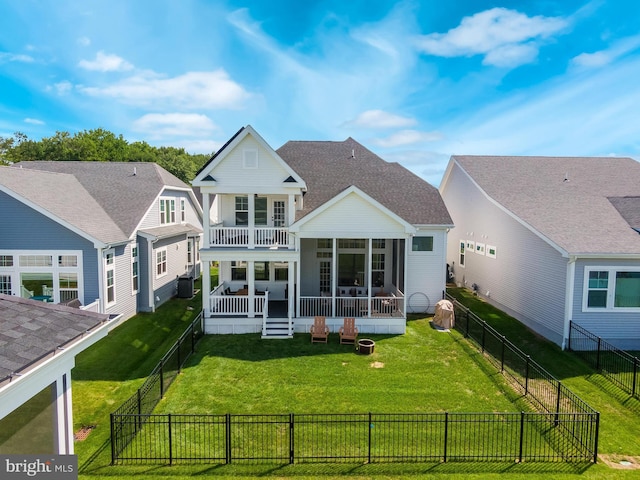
[310,316,329,343]
[339,317,358,345]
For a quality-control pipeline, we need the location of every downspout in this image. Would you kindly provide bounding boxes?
[147,237,155,312]
[562,256,577,350]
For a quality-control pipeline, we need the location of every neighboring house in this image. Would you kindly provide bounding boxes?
[192,125,453,338]
[0,162,203,322]
[0,294,110,454]
[439,155,640,350]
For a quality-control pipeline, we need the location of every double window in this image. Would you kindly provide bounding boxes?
[584,268,640,310]
[132,246,139,293]
[160,198,176,224]
[156,248,167,278]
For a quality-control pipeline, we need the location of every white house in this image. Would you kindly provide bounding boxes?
[192,126,453,338]
[0,162,203,322]
[439,155,640,350]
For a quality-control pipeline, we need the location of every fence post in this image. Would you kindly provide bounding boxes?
[554,382,562,426]
[524,356,530,396]
[168,413,173,465]
[596,337,601,370]
[177,341,181,372]
[567,321,572,351]
[633,357,638,398]
[465,308,470,337]
[110,413,116,465]
[518,412,525,463]
[225,413,231,464]
[481,321,486,353]
[500,335,506,372]
[159,360,164,399]
[368,412,372,464]
[594,412,600,463]
[443,412,448,463]
[137,389,142,430]
[289,413,294,464]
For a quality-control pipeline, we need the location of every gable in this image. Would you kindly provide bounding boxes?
[193,125,305,193]
[292,188,414,238]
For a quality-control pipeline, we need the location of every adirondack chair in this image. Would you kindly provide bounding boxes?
[339,317,358,345]
[310,316,329,343]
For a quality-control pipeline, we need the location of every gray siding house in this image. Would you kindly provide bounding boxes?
[439,155,640,350]
[0,162,202,322]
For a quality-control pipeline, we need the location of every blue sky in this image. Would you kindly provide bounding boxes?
[1,0,639,185]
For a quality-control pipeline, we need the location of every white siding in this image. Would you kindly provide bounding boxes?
[212,136,294,190]
[298,192,407,238]
[442,164,567,345]
[406,230,448,314]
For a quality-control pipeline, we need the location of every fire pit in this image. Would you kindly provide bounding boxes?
[358,339,375,355]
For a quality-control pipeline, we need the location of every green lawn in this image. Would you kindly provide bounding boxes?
[73,286,640,479]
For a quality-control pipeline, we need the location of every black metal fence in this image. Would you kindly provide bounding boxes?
[446,295,597,417]
[568,321,639,398]
[111,411,597,465]
[110,300,599,466]
[110,311,204,461]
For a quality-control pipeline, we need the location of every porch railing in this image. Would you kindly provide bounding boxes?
[208,287,268,317]
[299,295,404,318]
[208,226,292,249]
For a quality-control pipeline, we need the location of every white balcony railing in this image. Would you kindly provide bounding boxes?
[208,226,293,249]
[208,286,268,317]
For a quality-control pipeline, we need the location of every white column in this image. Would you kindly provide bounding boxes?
[248,261,255,317]
[54,372,74,454]
[202,260,211,316]
[248,195,255,249]
[288,194,296,249]
[289,261,295,321]
[202,193,210,247]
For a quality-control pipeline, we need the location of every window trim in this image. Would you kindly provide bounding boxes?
[459,240,466,267]
[105,249,116,306]
[132,245,139,294]
[155,247,168,279]
[582,266,640,312]
[160,197,176,225]
[411,236,434,253]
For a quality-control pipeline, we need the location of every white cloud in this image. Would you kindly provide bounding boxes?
[373,129,443,147]
[79,70,251,109]
[48,81,73,95]
[178,139,221,155]
[414,8,567,67]
[344,110,416,129]
[78,51,133,72]
[0,52,34,63]
[24,118,45,125]
[132,113,217,138]
[571,34,640,68]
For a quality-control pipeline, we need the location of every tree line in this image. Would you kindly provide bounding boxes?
[0,128,211,184]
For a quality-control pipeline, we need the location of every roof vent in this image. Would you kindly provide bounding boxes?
[563,172,569,182]
[133,167,137,176]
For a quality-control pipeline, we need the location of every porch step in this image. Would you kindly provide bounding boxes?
[261,319,293,339]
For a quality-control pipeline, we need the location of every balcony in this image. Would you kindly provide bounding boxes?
[208,225,293,249]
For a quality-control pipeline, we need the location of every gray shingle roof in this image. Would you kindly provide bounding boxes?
[15,162,190,238]
[452,155,640,255]
[277,138,452,225]
[0,294,109,382]
[0,166,128,244]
